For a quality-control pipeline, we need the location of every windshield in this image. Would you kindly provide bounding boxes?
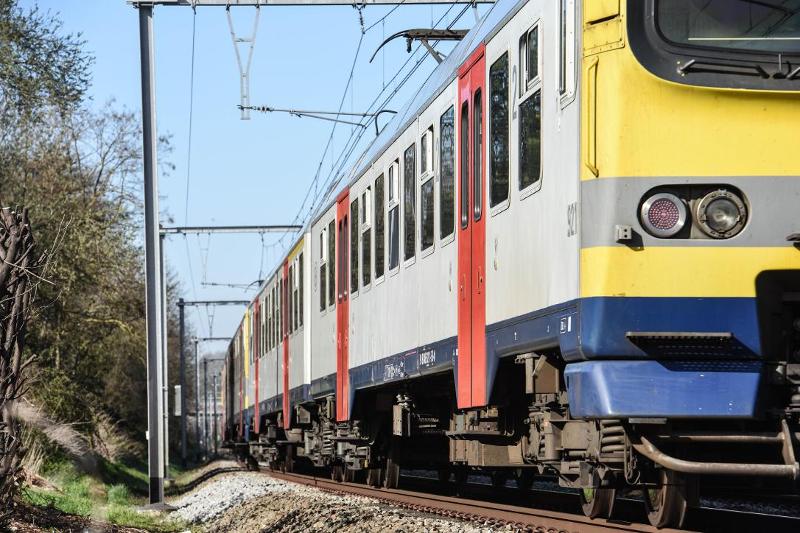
[657,0,800,54]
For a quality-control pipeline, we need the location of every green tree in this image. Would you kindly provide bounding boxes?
[1,0,187,465]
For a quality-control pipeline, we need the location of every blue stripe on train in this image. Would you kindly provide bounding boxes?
[247,296,764,421]
[564,360,763,418]
[577,296,761,359]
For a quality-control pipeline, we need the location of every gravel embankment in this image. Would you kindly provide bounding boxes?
[170,471,506,532]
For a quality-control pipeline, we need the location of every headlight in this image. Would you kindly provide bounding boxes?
[640,193,687,238]
[697,189,747,239]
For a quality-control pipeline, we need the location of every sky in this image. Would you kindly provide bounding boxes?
[21,0,488,360]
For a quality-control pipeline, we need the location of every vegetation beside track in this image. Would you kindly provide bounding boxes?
[17,457,196,532]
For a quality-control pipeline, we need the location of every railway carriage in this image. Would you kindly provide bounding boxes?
[223,0,800,527]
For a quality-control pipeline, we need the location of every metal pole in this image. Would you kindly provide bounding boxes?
[139,3,164,505]
[203,359,209,461]
[178,299,187,467]
[194,338,200,461]
[212,375,218,456]
[160,233,170,479]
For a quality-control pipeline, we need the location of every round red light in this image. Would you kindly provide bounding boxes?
[647,198,680,230]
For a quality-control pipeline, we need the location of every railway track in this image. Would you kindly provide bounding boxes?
[263,470,682,533]
[254,466,800,532]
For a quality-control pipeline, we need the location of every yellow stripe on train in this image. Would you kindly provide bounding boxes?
[581,247,800,298]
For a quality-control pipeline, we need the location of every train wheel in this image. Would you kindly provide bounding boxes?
[644,470,691,529]
[580,487,616,519]
[384,454,400,489]
[453,467,468,496]
[331,465,344,482]
[437,466,451,485]
[366,468,383,487]
[514,469,534,491]
[284,451,294,474]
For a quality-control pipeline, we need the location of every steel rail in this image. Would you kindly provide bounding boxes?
[263,470,679,533]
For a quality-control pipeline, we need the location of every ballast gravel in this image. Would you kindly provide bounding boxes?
[170,470,507,532]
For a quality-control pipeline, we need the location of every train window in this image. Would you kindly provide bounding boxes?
[361,188,371,287]
[269,287,274,348]
[519,91,542,191]
[404,144,416,262]
[350,198,359,293]
[267,293,272,350]
[270,291,274,349]
[298,253,303,327]
[388,160,400,272]
[520,24,541,96]
[338,220,343,299]
[286,264,294,333]
[374,174,385,279]
[319,231,326,312]
[362,189,370,225]
[421,177,434,252]
[291,265,296,333]
[328,219,335,307]
[278,278,283,339]
[473,89,483,221]
[559,0,576,101]
[388,206,399,271]
[440,106,455,240]
[460,102,469,229]
[343,216,349,297]
[421,127,433,177]
[258,296,267,357]
[388,161,399,204]
[490,52,509,208]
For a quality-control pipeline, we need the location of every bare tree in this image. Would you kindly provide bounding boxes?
[0,204,45,519]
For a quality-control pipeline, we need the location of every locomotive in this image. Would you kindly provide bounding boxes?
[221,0,800,527]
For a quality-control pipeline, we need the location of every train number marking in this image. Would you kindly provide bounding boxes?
[418,349,436,367]
[384,361,406,381]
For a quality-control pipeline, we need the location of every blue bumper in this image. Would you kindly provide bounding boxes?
[564,360,763,418]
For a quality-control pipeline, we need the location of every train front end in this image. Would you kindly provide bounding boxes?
[570,0,800,521]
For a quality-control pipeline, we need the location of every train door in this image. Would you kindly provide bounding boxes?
[282,261,290,429]
[457,45,487,409]
[336,191,351,421]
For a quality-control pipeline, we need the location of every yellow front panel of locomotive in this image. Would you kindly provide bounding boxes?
[580,8,800,181]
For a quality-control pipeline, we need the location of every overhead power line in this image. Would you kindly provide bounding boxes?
[161,225,302,235]
[241,105,397,135]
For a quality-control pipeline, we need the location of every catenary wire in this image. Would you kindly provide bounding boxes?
[303,2,468,223]
[184,7,198,226]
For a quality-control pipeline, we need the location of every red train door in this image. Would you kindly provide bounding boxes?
[282,261,290,429]
[457,45,487,409]
[336,190,351,421]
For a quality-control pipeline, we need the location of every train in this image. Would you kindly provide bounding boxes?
[221,0,800,528]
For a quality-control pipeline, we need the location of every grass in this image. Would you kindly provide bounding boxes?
[22,458,192,532]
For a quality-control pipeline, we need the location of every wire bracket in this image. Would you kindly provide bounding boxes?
[226,4,261,120]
